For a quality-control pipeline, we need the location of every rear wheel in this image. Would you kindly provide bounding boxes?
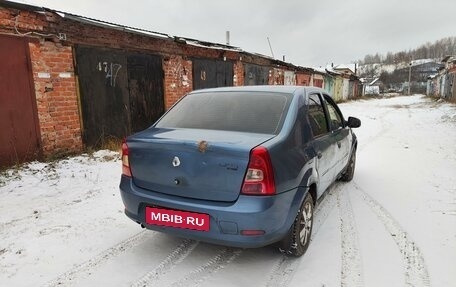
[340,149,356,182]
[279,193,314,257]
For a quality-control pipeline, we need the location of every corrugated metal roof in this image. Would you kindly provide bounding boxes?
[61,13,171,40]
[176,37,242,52]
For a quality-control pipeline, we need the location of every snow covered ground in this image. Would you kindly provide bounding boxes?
[1,95,455,287]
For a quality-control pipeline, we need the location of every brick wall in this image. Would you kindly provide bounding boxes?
[163,55,193,110]
[233,61,244,86]
[163,56,246,107]
[0,8,48,34]
[269,68,285,85]
[29,40,82,156]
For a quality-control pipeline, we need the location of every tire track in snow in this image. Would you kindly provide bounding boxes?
[43,230,149,287]
[353,182,430,287]
[265,255,299,287]
[337,188,364,287]
[313,183,342,236]
[358,109,394,153]
[265,183,342,287]
[130,239,199,287]
[168,248,242,287]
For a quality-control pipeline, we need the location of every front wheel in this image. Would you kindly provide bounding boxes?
[279,193,314,257]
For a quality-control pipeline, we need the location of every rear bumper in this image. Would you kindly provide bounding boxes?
[119,176,306,248]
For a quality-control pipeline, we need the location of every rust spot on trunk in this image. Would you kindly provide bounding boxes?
[198,140,208,153]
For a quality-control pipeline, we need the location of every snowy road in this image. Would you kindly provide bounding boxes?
[1,95,455,287]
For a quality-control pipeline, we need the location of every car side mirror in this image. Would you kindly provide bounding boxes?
[346,116,361,128]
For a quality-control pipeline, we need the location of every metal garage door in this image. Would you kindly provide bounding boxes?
[192,58,233,90]
[75,46,164,147]
[127,54,164,132]
[0,35,41,167]
[244,64,269,86]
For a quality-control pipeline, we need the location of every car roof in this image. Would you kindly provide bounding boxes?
[190,85,327,96]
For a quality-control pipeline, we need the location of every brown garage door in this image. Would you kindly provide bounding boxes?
[0,35,41,167]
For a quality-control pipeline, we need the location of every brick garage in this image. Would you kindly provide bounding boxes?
[1,1,349,165]
[0,6,82,161]
[296,71,312,86]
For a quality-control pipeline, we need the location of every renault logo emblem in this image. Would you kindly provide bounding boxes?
[172,156,181,167]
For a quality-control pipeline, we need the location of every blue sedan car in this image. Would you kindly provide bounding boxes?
[120,86,360,257]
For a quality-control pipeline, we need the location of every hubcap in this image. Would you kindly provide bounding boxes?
[299,201,313,246]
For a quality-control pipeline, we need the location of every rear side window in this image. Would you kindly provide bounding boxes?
[155,91,292,134]
[307,94,329,137]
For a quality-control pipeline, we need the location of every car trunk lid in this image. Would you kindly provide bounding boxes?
[128,128,273,202]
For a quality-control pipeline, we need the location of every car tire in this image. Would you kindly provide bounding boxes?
[279,193,314,257]
[340,148,356,182]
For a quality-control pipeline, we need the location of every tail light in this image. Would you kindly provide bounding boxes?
[122,142,132,177]
[241,146,276,195]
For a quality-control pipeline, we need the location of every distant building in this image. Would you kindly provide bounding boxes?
[426,56,456,101]
[394,61,443,93]
[365,78,381,95]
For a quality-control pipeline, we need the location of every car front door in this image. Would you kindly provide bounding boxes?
[307,93,335,197]
[322,94,351,176]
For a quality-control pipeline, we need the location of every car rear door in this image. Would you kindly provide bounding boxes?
[322,94,351,175]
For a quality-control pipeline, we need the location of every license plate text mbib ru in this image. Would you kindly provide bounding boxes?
[145,207,210,231]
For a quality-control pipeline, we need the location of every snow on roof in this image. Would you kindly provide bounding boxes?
[441,56,454,63]
[179,38,242,52]
[380,64,397,73]
[368,78,379,86]
[324,67,341,76]
[312,67,327,74]
[333,64,356,73]
[411,59,435,66]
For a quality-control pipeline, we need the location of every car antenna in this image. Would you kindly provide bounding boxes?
[267,37,275,59]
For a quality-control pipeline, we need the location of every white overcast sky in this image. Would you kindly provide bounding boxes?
[14,0,456,67]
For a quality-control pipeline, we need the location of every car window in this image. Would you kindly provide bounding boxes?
[307,94,329,137]
[155,91,293,135]
[323,95,343,131]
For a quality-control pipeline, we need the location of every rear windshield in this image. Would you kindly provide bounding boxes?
[155,91,293,134]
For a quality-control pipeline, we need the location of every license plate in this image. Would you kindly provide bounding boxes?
[145,207,210,232]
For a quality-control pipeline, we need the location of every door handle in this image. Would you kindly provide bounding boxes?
[317,152,322,159]
[337,142,341,148]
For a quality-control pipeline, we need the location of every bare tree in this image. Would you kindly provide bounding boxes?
[359,36,456,65]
